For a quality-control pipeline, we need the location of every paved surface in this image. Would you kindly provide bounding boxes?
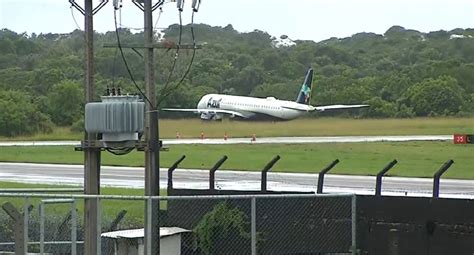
[0,163,472,199]
[0,135,452,146]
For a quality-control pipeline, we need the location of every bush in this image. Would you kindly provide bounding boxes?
[401,76,465,116]
[194,202,250,255]
[71,118,84,133]
[361,97,397,118]
[0,90,53,136]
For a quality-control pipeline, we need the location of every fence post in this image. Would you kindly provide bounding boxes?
[251,197,257,255]
[96,197,102,255]
[261,155,281,192]
[71,199,77,255]
[317,159,340,194]
[146,197,152,255]
[23,197,29,255]
[210,156,228,190]
[433,160,454,198]
[351,195,357,255]
[2,201,27,255]
[375,160,398,196]
[39,202,45,255]
[167,155,186,191]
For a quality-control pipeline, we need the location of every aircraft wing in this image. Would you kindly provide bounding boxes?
[162,108,248,118]
[314,104,369,112]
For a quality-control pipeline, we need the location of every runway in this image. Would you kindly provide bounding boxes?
[0,162,472,199]
[0,135,452,146]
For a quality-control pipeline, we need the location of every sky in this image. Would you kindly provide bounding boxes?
[1,0,474,42]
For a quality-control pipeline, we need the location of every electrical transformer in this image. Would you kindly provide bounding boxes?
[85,95,145,143]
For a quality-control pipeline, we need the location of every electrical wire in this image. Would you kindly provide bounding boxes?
[70,5,82,30]
[158,10,197,105]
[158,9,183,104]
[114,9,154,108]
[106,147,134,156]
[111,47,119,90]
[153,7,163,36]
[178,10,197,85]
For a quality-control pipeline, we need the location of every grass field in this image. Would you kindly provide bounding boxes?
[0,117,472,179]
[158,117,474,138]
[0,141,471,179]
[0,117,473,140]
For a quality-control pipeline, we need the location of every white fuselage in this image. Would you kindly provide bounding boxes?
[197,94,311,120]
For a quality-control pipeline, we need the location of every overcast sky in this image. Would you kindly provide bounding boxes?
[1,0,473,42]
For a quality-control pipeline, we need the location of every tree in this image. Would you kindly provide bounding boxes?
[47,80,83,126]
[2,23,474,129]
[31,68,65,95]
[401,76,465,116]
[0,37,15,54]
[0,91,53,136]
[361,97,397,118]
[226,66,264,95]
[251,82,299,101]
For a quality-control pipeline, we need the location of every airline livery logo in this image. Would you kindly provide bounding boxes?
[301,84,311,103]
[207,97,222,108]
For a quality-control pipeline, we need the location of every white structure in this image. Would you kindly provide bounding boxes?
[101,227,191,255]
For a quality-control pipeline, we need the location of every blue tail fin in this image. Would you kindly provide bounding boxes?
[296,68,313,104]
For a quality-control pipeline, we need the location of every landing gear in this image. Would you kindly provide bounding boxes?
[200,112,223,121]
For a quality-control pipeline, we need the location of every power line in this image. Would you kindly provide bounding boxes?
[70,5,82,30]
[158,10,197,104]
[113,9,154,108]
[159,8,184,103]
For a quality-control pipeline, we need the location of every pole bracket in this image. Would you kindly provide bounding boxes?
[69,0,109,15]
[168,155,186,190]
[261,155,281,191]
[317,159,340,194]
[209,156,228,190]
[375,160,398,196]
[433,160,454,198]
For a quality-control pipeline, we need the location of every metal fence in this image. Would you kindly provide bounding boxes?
[0,192,357,255]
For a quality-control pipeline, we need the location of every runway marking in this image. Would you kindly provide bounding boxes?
[0,135,452,146]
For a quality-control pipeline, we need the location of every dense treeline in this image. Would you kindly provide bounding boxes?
[1,25,474,136]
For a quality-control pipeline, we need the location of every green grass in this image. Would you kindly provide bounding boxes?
[159,117,474,138]
[0,117,473,140]
[0,127,82,141]
[0,141,472,179]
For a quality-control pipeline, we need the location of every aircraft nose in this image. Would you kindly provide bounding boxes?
[197,96,207,108]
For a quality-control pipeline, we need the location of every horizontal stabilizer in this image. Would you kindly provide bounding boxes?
[315,104,369,112]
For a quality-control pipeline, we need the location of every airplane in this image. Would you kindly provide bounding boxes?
[162,68,369,120]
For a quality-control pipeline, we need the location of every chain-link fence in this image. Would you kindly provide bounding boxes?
[0,194,84,254]
[0,192,357,255]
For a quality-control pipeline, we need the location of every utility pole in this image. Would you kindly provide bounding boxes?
[83,0,101,254]
[142,0,161,254]
[70,0,108,254]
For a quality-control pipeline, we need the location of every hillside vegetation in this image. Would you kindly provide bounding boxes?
[1,25,474,136]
